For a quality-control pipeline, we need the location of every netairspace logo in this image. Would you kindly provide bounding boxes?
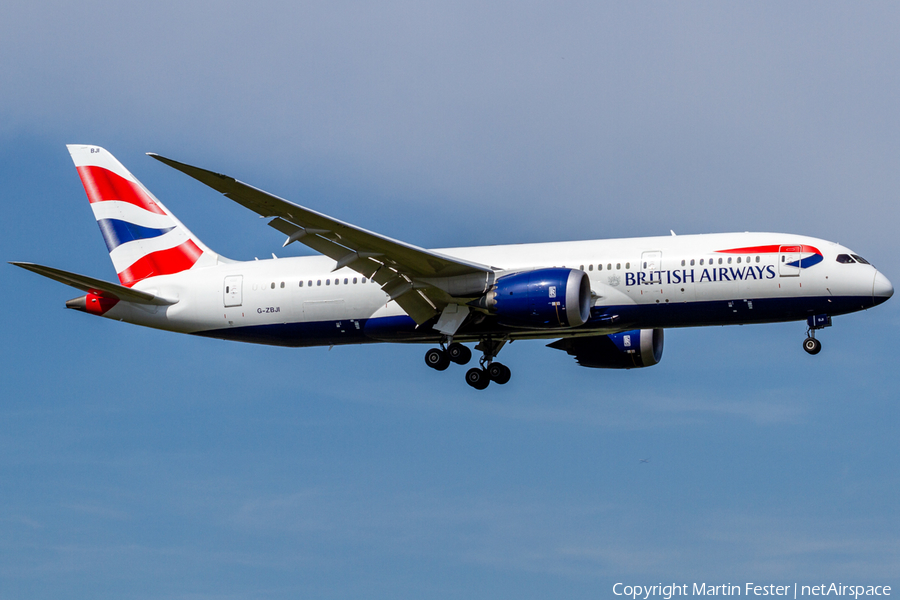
[612,583,891,599]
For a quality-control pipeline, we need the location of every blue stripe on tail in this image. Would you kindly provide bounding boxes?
[96,219,175,251]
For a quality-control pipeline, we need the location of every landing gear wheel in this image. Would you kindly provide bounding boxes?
[803,337,822,355]
[425,348,451,370]
[487,362,511,385]
[465,367,490,390]
[447,343,472,365]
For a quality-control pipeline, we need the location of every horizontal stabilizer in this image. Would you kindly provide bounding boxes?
[10,262,177,305]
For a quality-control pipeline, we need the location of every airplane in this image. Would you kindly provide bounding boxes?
[11,145,894,390]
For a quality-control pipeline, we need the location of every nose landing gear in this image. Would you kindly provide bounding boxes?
[803,314,831,355]
[803,336,822,355]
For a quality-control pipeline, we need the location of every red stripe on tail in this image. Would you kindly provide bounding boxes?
[76,165,166,215]
[117,240,204,287]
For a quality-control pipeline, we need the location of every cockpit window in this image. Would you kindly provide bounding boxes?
[836,254,855,264]
[851,254,870,265]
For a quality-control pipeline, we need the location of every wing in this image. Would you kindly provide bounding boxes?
[148,153,495,324]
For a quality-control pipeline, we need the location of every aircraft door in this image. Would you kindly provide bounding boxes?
[642,251,662,284]
[778,246,801,277]
[224,275,243,307]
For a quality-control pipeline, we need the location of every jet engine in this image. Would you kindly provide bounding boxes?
[473,268,591,328]
[548,329,664,368]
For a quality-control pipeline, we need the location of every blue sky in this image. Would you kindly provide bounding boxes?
[2,3,899,599]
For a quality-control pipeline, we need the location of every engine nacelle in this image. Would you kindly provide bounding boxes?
[548,329,664,369]
[475,268,591,328]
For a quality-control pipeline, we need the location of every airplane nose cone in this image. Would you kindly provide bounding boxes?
[873,271,893,305]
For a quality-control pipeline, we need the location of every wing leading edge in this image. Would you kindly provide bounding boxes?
[147,153,495,325]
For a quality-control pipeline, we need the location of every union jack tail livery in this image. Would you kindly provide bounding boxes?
[68,145,219,287]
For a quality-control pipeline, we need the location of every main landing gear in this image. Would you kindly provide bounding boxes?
[424,342,471,370]
[803,314,831,356]
[424,337,511,390]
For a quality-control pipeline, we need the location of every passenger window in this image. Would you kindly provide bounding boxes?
[756,256,760,263]
[317,280,321,286]
[700,259,704,265]
[643,262,647,269]
[580,265,584,271]
[718,258,723,265]
[607,263,612,270]
[681,260,685,266]
[362,277,367,283]
[736,257,741,264]
[616,263,621,270]
[280,282,285,288]
[588,264,593,271]
[327,279,331,285]
[690,259,695,266]
[308,280,313,287]
[299,281,303,287]
[836,254,855,264]
[626,262,630,269]
[225,286,229,293]
[353,277,358,284]
[727,257,732,264]
[344,278,348,284]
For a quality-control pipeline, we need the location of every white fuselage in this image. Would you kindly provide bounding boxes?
[99,231,890,348]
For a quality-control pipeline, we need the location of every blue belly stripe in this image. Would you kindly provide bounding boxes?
[191,295,876,348]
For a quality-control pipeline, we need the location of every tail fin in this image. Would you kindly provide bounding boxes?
[67,145,219,287]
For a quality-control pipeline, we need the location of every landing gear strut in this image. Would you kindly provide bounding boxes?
[803,314,831,355]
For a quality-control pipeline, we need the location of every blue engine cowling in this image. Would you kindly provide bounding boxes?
[477,268,591,328]
[547,329,664,368]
